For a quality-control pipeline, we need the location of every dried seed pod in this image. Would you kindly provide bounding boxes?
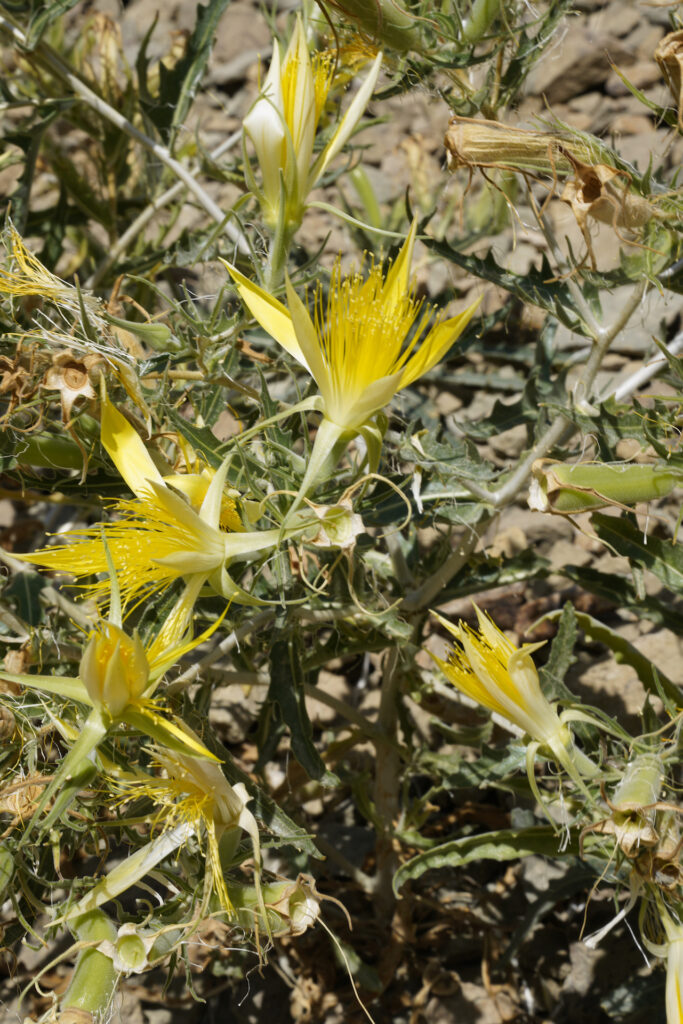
[443,115,592,176]
[655,29,683,131]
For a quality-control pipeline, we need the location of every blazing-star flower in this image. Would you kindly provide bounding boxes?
[144,750,261,913]
[226,220,478,434]
[243,15,382,230]
[1,580,227,841]
[224,221,480,504]
[15,390,295,608]
[63,748,262,922]
[431,606,598,791]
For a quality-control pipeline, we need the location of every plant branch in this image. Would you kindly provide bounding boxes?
[0,16,249,256]
[88,130,242,288]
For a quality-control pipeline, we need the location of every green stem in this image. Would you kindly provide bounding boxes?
[61,910,118,1018]
[282,417,351,527]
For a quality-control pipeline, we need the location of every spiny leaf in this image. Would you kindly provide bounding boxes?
[422,236,591,335]
[592,513,683,596]
[393,825,581,894]
[538,600,578,702]
[266,635,339,787]
[142,0,232,146]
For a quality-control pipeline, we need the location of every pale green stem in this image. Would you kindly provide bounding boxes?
[371,647,401,916]
[401,513,493,611]
[61,910,118,1018]
[282,417,351,528]
[264,217,296,293]
[20,709,107,844]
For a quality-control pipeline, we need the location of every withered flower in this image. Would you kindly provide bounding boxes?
[43,350,101,423]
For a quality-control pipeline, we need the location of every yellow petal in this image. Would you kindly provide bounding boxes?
[101,390,164,498]
[312,50,383,186]
[400,296,481,388]
[284,274,329,394]
[381,217,417,310]
[221,259,305,366]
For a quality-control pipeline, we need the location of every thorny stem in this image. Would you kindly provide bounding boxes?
[88,130,242,288]
[0,16,249,256]
[371,647,401,916]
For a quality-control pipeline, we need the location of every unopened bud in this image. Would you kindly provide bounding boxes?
[325,0,422,51]
[79,623,149,719]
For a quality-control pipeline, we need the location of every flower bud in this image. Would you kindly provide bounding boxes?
[79,623,149,719]
[529,459,680,515]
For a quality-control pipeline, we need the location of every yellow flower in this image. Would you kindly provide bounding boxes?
[110,749,261,916]
[431,606,568,751]
[225,220,479,434]
[15,390,289,608]
[243,15,382,229]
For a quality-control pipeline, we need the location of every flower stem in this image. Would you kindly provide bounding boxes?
[372,647,401,917]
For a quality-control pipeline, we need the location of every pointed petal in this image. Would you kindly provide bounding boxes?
[381,217,417,310]
[312,51,383,185]
[101,390,164,498]
[284,274,329,396]
[221,259,306,366]
[243,65,286,210]
[0,672,91,704]
[400,296,481,388]
[199,455,231,530]
[122,706,221,761]
[145,574,206,678]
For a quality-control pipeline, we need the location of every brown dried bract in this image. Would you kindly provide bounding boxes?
[655,29,683,132]
[43,349,101,424]
[560,151,657,268]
